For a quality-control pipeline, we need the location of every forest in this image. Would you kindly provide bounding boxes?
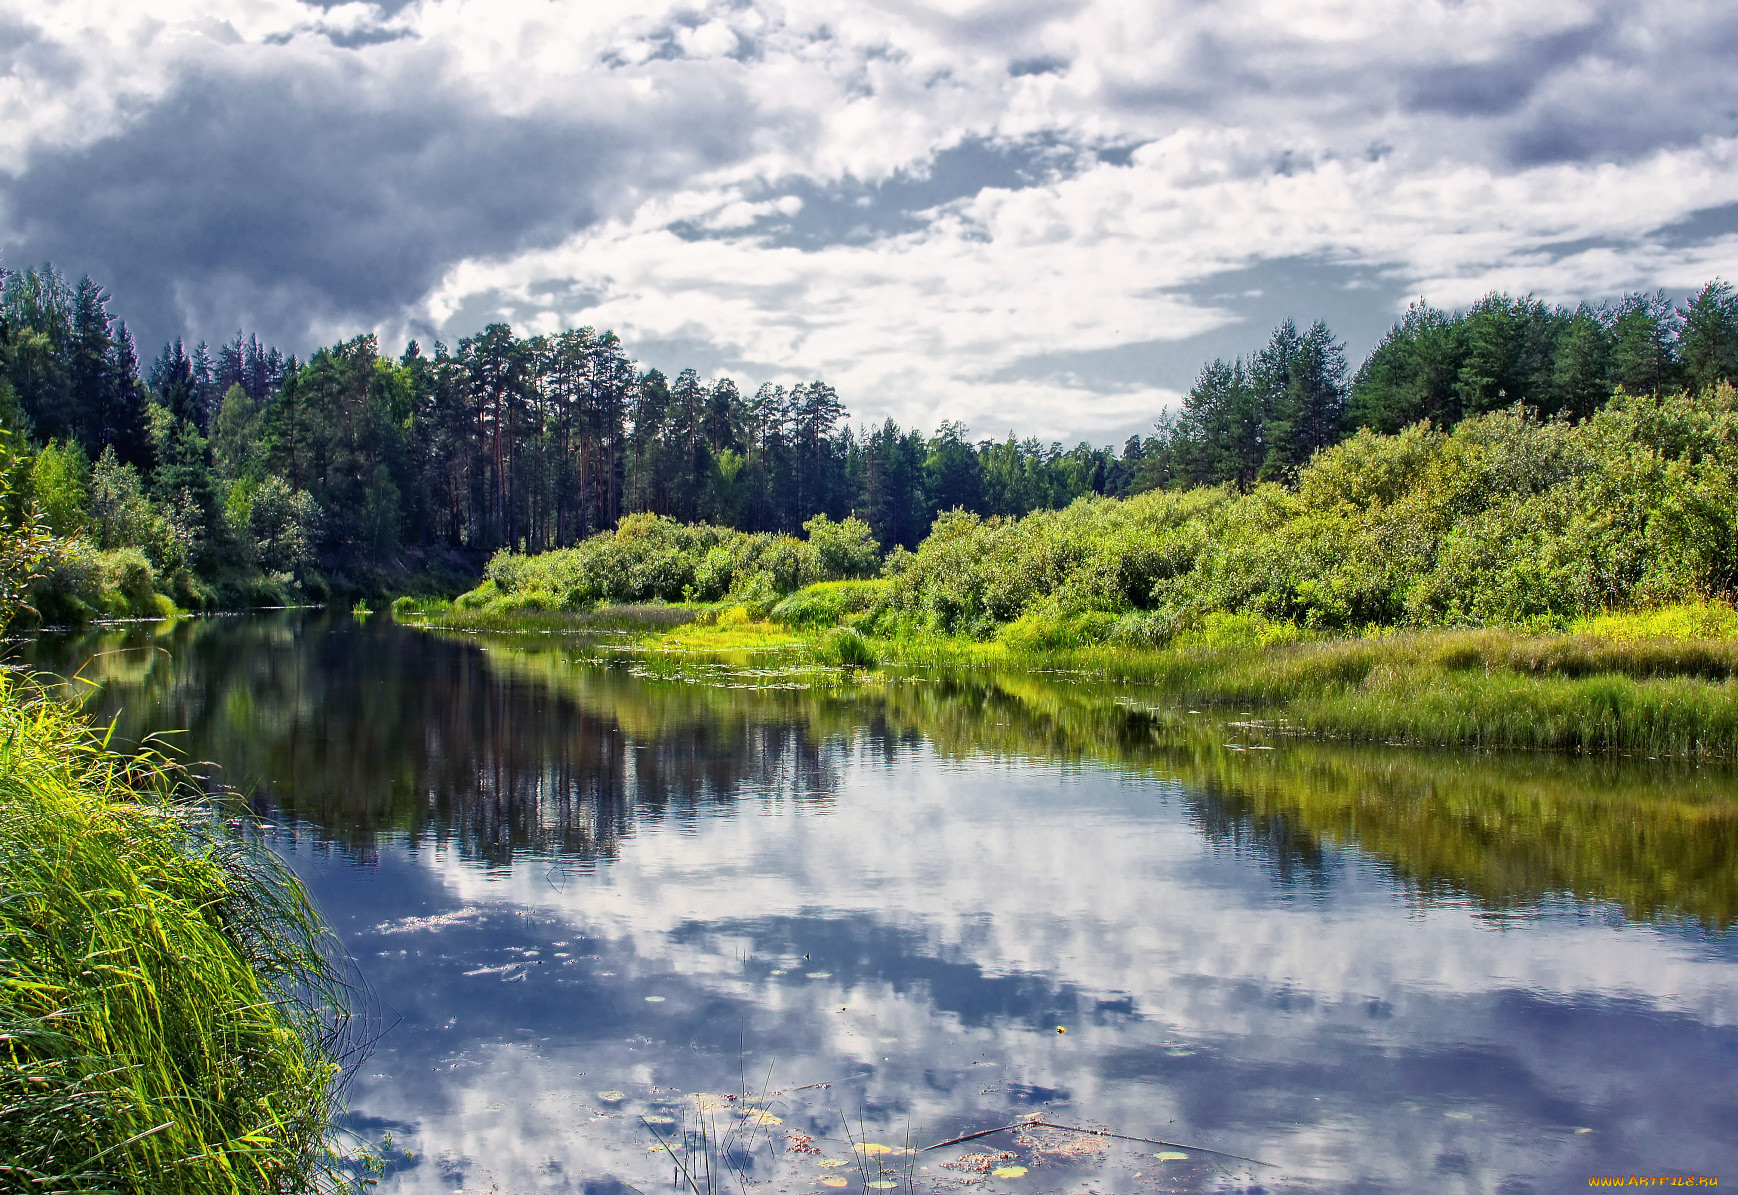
[2,255,1736,622]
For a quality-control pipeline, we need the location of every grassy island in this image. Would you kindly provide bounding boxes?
[0,675,355,1193]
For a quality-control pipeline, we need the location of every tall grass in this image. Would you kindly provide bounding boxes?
[0,673,357,1193]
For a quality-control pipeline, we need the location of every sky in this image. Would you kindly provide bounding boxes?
[2,1,1737,443]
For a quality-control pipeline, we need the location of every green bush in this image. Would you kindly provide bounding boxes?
[467,514,886,615]
[884,388,1738,638]
[453,578,499,609]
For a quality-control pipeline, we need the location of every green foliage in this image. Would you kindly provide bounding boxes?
[887,388,1738,636]
[0,676,353,1191]
[463,514,885,613]
[28,541,176,624]
[211,383,262,481]
[27,439,89,536]
[88,447,169,560]
[0,430,54,628]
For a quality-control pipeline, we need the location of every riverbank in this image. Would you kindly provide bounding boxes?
[0,673,356,1193]
[400,596,1738,758]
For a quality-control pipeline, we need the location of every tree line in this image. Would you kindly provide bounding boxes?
[3,256,1737,611]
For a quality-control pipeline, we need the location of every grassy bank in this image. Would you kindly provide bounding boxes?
[0,673,356,1193]
[401,596,1738,758]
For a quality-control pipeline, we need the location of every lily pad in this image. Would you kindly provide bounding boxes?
[806,971,832,979]
[1155,1151,1187,1161]
[597,1090,627,1102]
[644,995,666,1002]
[817,1158,849,1168]
[852,1143,894,1155]
[991,1165,1028,1178]
[642,1114,677,1125]
[867,1183,898,1190]
[821,1179,848,1189]
[740,1109,783,1125]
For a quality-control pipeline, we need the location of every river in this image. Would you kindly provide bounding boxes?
[21,611,1738,1194]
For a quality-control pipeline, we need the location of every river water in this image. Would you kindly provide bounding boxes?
[21,612,1738,1194]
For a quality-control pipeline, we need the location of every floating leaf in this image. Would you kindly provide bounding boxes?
[770,969,787,976]
[1155,1151,1187,1161]
[1444,1110,1473,1120]
[853,1143,894,1155]
[991,1165,1027,1178]
[868,1183,897,1190]
[821,1179,848,1188]
[647,1143,677,1153]
[644,995,666,1002]
[597,1090,627,1102]
[806,971,832,979]
[817,1158,849,1168]
[740,1110,783,1126]
[642,1114,677,1125]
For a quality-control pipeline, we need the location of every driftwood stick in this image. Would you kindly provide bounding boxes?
[1027,1120,1276,1168]
[920,1123,1022,1151]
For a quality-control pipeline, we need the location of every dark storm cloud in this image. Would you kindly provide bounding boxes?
[0,48,756,356]
[1398,9,1738,167]
[1402,26,1608,120]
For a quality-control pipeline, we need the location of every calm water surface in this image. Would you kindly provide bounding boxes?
[22,613,1738,1194]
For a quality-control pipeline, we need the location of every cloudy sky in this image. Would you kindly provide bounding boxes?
[4,1,1737,441]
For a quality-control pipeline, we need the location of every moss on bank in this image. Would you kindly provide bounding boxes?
[0,675,357,1193]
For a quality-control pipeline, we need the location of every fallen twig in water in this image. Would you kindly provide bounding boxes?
[921,1123,1022,1151]
[1029,1121,1276,1168]
[920,1120,1276,1168]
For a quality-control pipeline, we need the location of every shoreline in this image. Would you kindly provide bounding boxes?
[398,600,1738,759]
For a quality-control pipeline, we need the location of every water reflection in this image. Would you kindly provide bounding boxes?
[20,614,1738,1193]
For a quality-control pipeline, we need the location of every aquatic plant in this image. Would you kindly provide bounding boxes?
[0,674,358,1193]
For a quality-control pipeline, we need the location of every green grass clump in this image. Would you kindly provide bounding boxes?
[814,626,877,668]
[0,675,355,1193]
[768,580,888,629]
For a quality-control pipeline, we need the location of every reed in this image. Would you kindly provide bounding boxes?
[0,672,357,1193]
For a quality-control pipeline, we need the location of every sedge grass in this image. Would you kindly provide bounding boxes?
[0,672,358,1193]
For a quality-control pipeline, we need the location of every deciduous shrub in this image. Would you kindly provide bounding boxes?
[464,514,884,612]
